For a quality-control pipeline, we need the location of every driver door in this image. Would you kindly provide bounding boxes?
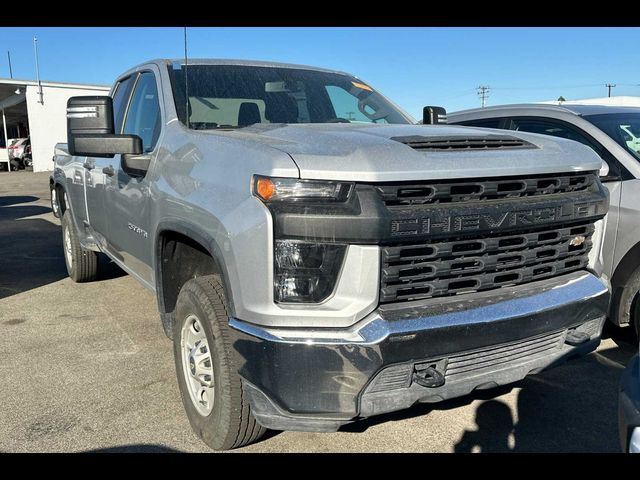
[104,70,162,287]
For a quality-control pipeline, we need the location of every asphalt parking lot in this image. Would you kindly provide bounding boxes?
[0,170,637,453]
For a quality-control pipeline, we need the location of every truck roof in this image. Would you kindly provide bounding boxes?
[128,58,352,77]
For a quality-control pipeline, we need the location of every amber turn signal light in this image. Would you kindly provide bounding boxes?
[255,177,276,201]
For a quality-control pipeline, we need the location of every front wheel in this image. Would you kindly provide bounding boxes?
[632,293,640,342]
[173,275,266,450]
[61,211,98,282]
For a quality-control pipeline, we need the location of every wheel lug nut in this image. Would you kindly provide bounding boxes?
[204,375,211,382]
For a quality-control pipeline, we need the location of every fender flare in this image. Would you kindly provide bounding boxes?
[154,219,237,319]
[610,241,640,326]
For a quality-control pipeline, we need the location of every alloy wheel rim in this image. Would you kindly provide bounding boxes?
[181,314,215,416]
[63,225,73,269]
[51,189,58,214]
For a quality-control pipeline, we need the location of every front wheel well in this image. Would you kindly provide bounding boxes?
[157,231,222,334]
[610,242,640,327]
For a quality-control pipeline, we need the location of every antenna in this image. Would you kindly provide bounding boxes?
[33,37,44,104]
[184,27,190,129]
[7,51,12,79]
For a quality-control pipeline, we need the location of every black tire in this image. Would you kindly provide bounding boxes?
[632,294,640,343]
[50,185,61,218]
[173,275,266,450]
[612,265,640,339]
[61,210,98,282]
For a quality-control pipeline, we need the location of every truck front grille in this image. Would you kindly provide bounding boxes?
[377,172,596,206]
[380,221,594,303]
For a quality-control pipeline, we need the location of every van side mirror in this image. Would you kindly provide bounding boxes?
[422,106,448,125]
[67,96,142,157]
[599,160,610,178]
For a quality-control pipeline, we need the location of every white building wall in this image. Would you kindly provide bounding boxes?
[26,83,109,172]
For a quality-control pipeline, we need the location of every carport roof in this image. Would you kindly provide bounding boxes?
[0,77,110,90]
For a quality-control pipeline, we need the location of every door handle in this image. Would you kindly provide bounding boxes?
[83,161,94,170]
[102,166,115,176]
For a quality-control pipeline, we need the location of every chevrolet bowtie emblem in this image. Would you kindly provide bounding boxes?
[569,235,586,247]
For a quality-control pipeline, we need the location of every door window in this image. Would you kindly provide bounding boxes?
[123,72,161,152]
[457,118,503,129]
[509,117,622,181]
[112,76,136,134]
[511,118,599,152]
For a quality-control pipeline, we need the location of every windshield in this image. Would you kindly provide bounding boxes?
[167,63,412,129]
[584,112,640,161]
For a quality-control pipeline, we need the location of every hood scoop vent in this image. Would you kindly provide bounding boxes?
[390,134,537,151]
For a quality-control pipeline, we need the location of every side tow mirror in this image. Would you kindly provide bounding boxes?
[67,96,142,157]
[422,106,448,125]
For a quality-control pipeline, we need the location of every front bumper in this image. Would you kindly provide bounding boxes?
[231,271,609,432]
[619,354,640,453]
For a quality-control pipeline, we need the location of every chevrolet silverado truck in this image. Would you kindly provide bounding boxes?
[51,59,610,450]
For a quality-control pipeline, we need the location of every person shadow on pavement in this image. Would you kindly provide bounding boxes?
[454,400,515,452]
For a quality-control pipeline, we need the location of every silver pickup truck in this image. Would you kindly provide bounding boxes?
[51,59,610,450]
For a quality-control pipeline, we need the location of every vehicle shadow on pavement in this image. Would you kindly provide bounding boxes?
[0,195,126,300]
[342,329,637,452]
[0,195,40,207]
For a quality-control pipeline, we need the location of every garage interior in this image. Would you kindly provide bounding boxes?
[0,81,29,171]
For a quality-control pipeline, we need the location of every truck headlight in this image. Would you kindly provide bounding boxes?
[274,240,346,303]
[253,176,353,203]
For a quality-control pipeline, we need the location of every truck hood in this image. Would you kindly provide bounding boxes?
[229,123,603,182]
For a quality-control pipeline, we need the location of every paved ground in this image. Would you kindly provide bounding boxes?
[0,171,637,453]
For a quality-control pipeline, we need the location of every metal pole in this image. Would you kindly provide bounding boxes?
[33,37,43,104]
[2,109,10,173]
[184,27,189,129]
[7,51,12,79]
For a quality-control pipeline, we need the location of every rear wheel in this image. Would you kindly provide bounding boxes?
[61,211,98,282]
[173,275,266,450]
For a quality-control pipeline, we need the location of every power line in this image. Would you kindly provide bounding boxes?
[492,83,603,91]
[477,85,490,108]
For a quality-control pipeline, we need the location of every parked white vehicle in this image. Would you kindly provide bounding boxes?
[451,104,640,339]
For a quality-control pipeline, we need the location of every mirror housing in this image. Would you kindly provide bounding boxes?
[67,96,142,157]
[72,134,143,158]
[422,106,448,125]
[122,153,152,177]
[599,160,610,178]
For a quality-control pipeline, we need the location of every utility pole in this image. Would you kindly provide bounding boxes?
[606,83,616,98]
[7,51,12,79]
[477,85,490,108]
